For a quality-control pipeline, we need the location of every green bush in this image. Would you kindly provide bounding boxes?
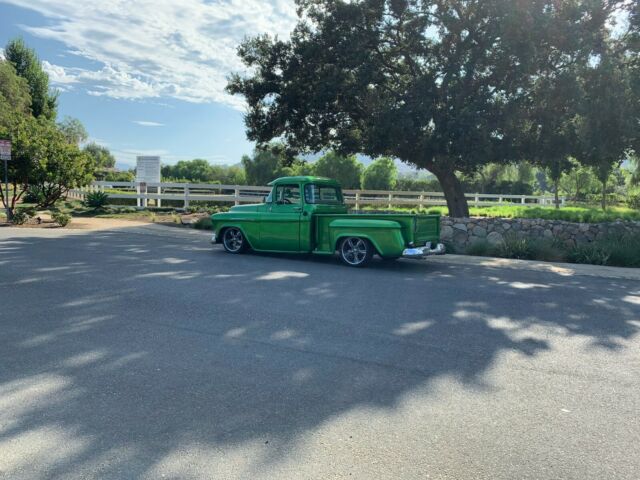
[193,217,213,230]
[628,194,640,210]
[465,239,496,257]
[11,209,30,225]
[52,211,71,227]
[22,186,45,204]
[498,234,534,260]
[84,191,110,209]
[567,242,611,265]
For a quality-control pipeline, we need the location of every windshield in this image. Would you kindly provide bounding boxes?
[304,184,342,204]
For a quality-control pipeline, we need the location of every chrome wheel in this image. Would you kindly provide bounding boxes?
[222,228,246,253]
[339,237,372,267]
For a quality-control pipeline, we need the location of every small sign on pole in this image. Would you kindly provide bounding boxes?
[0,140,11,161]
[1,139,11,215]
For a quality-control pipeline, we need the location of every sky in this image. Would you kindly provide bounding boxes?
[0,0,299,169]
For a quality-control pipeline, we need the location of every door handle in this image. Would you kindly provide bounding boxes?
[293,207,302,212]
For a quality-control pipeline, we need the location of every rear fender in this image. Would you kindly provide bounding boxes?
[329,219,405,257]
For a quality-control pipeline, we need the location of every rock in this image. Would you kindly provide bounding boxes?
[453,223,468,232]
[487,231,504,245]
[502,223,511,230]
[473,226,487,238]
[440,225,454,239]
[543,229,553,238]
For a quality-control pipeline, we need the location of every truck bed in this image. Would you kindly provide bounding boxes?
[312,213,441,254]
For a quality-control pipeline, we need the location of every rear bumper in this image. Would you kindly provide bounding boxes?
[402,242,446,259]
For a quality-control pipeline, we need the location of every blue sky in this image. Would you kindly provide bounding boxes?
[0,0,299,169]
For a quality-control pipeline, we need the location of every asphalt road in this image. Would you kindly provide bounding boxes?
[1,225,639,480]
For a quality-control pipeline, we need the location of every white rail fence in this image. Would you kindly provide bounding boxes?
[68,181,565,209]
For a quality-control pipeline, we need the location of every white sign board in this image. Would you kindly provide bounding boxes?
[0,140,11,161]
[136,156,161,183]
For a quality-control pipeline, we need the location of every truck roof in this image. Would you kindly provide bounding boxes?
[268,176,340,186]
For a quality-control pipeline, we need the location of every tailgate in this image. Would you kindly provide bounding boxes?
[414,215,440,245]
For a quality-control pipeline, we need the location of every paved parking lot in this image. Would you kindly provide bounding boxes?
[1,225,639,479]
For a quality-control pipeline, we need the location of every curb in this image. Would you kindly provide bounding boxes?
[428,254,640,280]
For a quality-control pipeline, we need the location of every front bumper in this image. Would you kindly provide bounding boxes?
[210,232,217,244]
[402,242,446,259]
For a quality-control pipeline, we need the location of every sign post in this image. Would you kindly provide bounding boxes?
[136,156,161,208]
[0,140,11,218]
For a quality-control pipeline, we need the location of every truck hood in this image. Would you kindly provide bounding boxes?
[229,204,262,213]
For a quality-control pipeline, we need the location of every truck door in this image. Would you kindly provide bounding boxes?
[259,183,302,251]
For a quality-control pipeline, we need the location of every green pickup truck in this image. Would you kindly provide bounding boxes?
[210,176,445,267]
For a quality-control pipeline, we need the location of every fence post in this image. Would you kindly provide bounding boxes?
[355,192,360,211]
[157,186,162,208]
[474,194,479,207]
[498,196,503,204]
[419,193,424,208]
[521,196,526,205]
[136,184,141,208]
[388,193,392,210]
[184,185,190,209]
[235,187,240,206]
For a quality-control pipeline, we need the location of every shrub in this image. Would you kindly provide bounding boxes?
[498,234,533,260]
[567,242,611,265]
[52,211,71,227]
[22,186,45,204]
[11,209,30,225]
[628,194,640,210]
[528,238,568,263]
[84,191,110,209]
[194,217,213,230]
[465,239,496,257]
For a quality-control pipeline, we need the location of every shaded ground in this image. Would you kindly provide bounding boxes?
[0,226,639,479]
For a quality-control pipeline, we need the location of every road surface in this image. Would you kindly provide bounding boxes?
[1,225,639,479]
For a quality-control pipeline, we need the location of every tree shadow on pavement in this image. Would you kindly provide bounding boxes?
[0,227,638,479]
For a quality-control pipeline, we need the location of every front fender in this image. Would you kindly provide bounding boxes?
[210,213,258,249]
[329,219,405,258]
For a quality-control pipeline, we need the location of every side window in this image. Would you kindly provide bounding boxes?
[275,185,301,205]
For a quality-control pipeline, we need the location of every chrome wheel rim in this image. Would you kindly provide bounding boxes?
[341,237,367,265]
[223,228,244,252]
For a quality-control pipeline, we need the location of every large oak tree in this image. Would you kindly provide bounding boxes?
[228,0,615,216]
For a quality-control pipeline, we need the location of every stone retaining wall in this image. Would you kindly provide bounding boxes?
[440,216,640,251]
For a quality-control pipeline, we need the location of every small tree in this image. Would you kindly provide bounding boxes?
[361,157,397,190]
[241,145,296,185]
[58,116,88,145]
[4,38,57,119]
[313,151,363,189]
[574,52,634,210]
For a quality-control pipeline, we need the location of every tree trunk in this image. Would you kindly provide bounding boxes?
[554,179,560,210]
[432,168,470,218]
[601,179,607,211]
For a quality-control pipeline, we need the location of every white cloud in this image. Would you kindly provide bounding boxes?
[133,120,164,127]
[5,0,298,109]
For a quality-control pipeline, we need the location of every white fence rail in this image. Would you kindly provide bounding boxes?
[68,181,565,209]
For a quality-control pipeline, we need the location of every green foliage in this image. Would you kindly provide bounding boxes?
[465,240,497,257]
[83,142,116,172]
[0,60,31,118]
[26,119,94,208]
[104,170,135,182]
[21,185,45,204]
[628,193,640,209]
[161,159,247,185]
[84,191,109,209]
[11,209,30,224]
[313,151,362,189]
[498,235,534,260]
[361,157,397,190]
[4,38,57,119]
[241,146,300,185]
[193,217,213,230]
[57,116,88,145]
[51,210,71,227]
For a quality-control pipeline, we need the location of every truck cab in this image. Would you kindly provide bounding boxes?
[211,176,445,267]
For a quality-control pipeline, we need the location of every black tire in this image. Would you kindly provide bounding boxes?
[338,237,374,267]
[222,227,248,254]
